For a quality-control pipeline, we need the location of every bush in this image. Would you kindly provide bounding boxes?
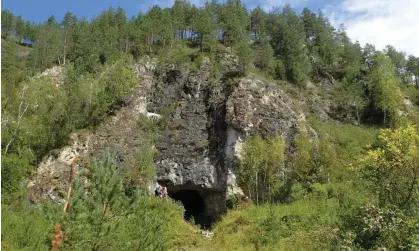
[342,204,419,250]
[1,205,52,251]
[159,43,190,67]
[1,153,32,193]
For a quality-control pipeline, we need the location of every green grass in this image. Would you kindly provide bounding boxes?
[197,195,341,250]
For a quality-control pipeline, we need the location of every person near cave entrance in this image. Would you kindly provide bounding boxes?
[154,184,168,199]
[154,184,162,197]
[161,186,168,199]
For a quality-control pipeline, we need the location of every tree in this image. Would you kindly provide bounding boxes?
[254,35,275,74]
[61,11,78,64]
[384,45,406,73]
[334,78,366,125]
[15,16,25,43]
[1,10,15,39]
[62,152,180,250]
[315,11,339,69]
[28,16,62,70]
[220,0,249,47]
[191,7,212,52]
[239,135,285,204]
[63,152,128,250]
[367,54,402,126]
[406,55,419,88]
[363,43,377,71]
[250,7,266,40]
[360,125,419,212]
[292,127,314,183]
[171,0,191,39]
[24,21,38,42]
[269,5,311,84]
[337,30,363,81]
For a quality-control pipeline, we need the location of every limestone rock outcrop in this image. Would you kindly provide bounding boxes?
[29,54,302,227]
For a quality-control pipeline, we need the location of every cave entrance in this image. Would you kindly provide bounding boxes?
[170,189,207,227]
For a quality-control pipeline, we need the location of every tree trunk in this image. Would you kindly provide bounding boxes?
[356,108,361,125]
[63,37,67,65]
[383,111,387,126]
[4,101,28,155]
[255,173,259,205]
[63,158,78,212]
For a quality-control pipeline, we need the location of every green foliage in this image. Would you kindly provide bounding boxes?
[267,6,312,85]
[367,54,403,126]
[250,7,266,39]
[332,78,366,124]
[253,36,275,74]
[309,118,379,181]
[66,55,137,127]
[209,196,341,250]
[342,204,419,250]
[219,0,249,47]
[1,39,32,100]
[125,141,157,189]
[274,58,286,80]
[239,134,285,204]
[1,204,53,251]
[191,7,213,52]
[236,39,253,70]
[1,153,33,193]
[360,125,419,212]
[62,152,184,250]
[3,3,419,251]
[292,127,315,183]
[385,45,407,75]
[407,55,419,87]
[158,42,191,67]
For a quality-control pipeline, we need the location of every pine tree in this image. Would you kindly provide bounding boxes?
[250,7,266,40]
[254,35,275,74]
[61,11,78,64]
[192,8,212,52]
[220,0,249,47]
[269,5,311,84]
[62,152,131,250]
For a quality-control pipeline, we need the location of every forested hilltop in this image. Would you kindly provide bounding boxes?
[2,0,419,250]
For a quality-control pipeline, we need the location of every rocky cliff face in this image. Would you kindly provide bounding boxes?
[29,54,302,227]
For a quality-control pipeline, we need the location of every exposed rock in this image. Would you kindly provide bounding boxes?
[29,54,303,227]
[36,66,64,84]
[226,76,299,141]
[28,132,90,204]
[28,58,157,204]
[16,49,29,58]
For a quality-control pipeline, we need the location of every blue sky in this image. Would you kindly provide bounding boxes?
[2,0,419,56]
[1,0,328,22]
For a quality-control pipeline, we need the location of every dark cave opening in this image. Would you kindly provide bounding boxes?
[170,189,207,227]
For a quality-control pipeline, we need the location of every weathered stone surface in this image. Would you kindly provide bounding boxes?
[36,66,64,84]
[28,58,157,204]
[29,53,304,227]
[226,76,300,141]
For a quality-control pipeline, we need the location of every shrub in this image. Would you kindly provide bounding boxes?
[1,204,52,251]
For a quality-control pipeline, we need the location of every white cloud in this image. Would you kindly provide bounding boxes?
[324,0,419,56]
